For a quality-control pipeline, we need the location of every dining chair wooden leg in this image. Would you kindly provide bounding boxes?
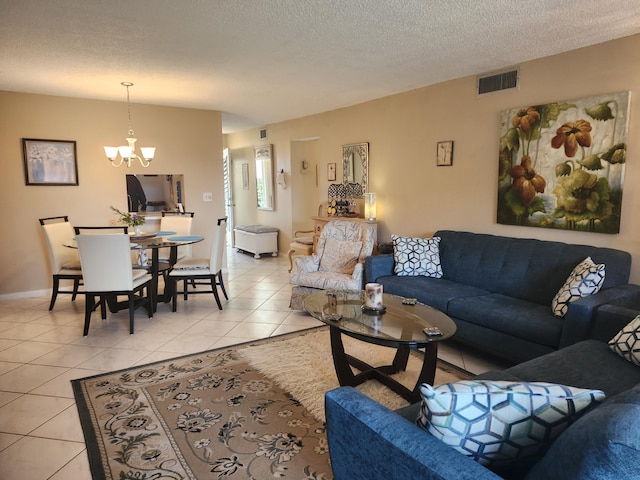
[146,285,154,318]
[210,275,222,310]
[72,278,80,301]
[172,277,178,312]
[84,294,95,336]
[217,271,228,300]
[128,293,135,334]
[99,297,107,320]
[49,277,61,311]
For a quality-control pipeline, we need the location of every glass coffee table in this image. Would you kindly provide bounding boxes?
[303,290,456,403]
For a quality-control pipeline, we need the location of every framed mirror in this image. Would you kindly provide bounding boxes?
[255,144,275,210]
[126,174,185,212]
[342,142,369,194]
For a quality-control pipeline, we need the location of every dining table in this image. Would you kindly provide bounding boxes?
[65,230,205,313]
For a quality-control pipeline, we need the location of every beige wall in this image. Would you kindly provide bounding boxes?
[227,34,640,282]
[0,92,224,296]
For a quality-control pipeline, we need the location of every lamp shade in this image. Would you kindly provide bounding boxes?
[104,146,118,160]
[365,192,377,221]
[140,147,156,160]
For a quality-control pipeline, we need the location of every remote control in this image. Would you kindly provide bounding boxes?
[402,298,417,305]
[423,326,443,336]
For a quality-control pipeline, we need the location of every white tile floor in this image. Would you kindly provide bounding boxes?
[0,249,508,479]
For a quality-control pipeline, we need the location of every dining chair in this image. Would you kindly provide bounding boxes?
[74,226,129,234]
[159,211,195,262]
[169,217,228,311]
[39,216,83,310]
[76,234,153,335]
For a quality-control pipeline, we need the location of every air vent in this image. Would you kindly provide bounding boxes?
[477,69,518,95]
[259,128,268,140]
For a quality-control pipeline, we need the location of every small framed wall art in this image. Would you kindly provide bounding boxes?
[327,162,337,181]
[437,140,454,166]
[242,163,249,190]
[22,138,79,185]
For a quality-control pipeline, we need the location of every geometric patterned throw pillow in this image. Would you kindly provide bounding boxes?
[391,235,442,278]
[609,315,640,366]
[551,257,605,318]
[417,381,605,470]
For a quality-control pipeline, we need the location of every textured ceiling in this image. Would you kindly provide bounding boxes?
[1,0,639,133]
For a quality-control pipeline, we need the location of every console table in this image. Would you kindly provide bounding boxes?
[312,216,378,252]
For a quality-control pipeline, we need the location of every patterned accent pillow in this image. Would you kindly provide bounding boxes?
[392,235,442,278]
[319,238,362,274]
[609,315,640,365]
[551,257,605,318]
[417,381,605,471]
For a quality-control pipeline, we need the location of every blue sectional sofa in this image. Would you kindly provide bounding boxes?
[325,305,640,479]
[365,230,636,362]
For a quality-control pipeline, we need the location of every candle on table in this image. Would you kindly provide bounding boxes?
[365,283,384,310]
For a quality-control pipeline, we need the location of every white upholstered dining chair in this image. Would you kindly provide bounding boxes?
[159,211,194,262]
[76,234,153,335]
[169,217,228,311]
[39,216,83,310]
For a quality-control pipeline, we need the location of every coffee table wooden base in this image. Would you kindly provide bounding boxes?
[329,326,437,404]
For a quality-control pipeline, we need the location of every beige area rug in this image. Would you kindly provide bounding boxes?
[72,327,469,480]
[238,327,470,423]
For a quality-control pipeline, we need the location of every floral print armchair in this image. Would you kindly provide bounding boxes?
[289,220,376,291]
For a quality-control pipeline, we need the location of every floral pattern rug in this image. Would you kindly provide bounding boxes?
[72,327,470,479]
[72,329,333,480]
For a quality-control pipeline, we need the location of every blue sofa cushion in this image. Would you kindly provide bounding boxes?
[551,257,605,317]
[447,294,564,348]
[609,315,640,365]
[525,384,640,480]
[476,340,640,398]
[417,381,605,475]
[434,230,631,305]
[391,234,443,277]
[376,275,488,313]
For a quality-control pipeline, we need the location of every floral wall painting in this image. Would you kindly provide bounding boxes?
[497,91,630,233]
[22,138,78,186]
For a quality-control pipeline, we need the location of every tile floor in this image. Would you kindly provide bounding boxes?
[0,249,509,479]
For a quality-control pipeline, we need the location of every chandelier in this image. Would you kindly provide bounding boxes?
[104,82,156,167]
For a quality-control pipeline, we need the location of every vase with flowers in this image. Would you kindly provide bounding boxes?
[110,206,146,234]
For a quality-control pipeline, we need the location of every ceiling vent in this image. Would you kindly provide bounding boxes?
[477,68,519,95]
[259,128,268,140]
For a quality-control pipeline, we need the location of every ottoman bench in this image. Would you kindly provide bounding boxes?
[234,224,279,259]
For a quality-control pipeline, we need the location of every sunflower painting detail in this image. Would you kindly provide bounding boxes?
[497,92,630,233]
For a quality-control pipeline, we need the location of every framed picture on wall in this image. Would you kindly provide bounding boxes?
[22,138,79,185]
[242,163,249,190]
[436,140,454,166]
[327,163,337,181]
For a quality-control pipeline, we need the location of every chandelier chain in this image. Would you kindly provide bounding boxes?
[125,83,134,137]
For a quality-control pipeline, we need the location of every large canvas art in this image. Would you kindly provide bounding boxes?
[497,92,630,233]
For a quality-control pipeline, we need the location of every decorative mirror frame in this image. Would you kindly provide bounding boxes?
[342,142,369,194]
[255,144,275,210]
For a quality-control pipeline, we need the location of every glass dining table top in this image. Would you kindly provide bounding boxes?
[64,232,204,249]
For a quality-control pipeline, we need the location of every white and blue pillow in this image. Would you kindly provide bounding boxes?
[609,315,640,365]
[417,380,604,470]
[551,257,605,318]
[392,235,442,278]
